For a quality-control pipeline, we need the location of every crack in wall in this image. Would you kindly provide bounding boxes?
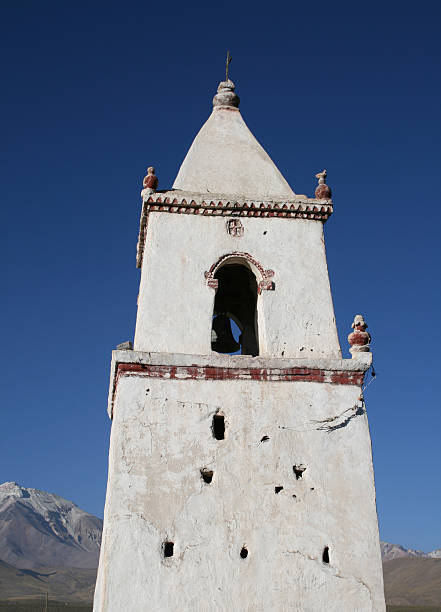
[178,542,205,563]
[284,549,374,610]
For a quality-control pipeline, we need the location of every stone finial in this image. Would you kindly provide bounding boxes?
[142,167,158,195]
[348,315,371,356]
[213,80,240,109]
[315,169,332,199]
[116,341,133,350]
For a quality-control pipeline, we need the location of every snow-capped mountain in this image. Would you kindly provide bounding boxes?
[381,541,441,561]
[0,482,102,570]
[427,548,441,559]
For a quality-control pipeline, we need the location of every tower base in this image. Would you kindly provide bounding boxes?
[94,351,385,612]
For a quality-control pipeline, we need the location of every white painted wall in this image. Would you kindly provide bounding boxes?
[94,365,385,611]
[98,78,385,611]
[172,107,295,199]
[134,213,341,359]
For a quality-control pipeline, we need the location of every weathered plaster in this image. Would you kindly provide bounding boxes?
[106,350,372,419]
[134,214,341,359]
[94,360,384,611]
[135,193,333,268]
[96,77,385,612]
[173,107,296,199]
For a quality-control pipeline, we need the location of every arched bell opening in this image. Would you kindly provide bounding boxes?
[211,264,259,356]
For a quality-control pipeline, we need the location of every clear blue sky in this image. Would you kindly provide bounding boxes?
[1,1,440,552]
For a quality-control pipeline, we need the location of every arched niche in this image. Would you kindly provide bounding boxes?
[204,252,275,294]
[205,253,275,356]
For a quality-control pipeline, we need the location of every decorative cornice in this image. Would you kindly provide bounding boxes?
[117,362,364,384]
[107,351,371,418]
[136,191,333,268]
[111,362,364,418]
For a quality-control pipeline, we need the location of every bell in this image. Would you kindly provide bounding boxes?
[211,314,240,354]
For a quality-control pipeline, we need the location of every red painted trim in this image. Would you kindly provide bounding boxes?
[204,252,275,293]
[136,199,333,268]
[116,362,364,386]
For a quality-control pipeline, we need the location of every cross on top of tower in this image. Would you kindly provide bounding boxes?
[225,50,232,81]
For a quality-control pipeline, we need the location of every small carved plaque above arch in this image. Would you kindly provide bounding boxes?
[204,252,275,294]
[226,218,244,237]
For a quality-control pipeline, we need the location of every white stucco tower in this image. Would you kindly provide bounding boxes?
[94,78,385,611]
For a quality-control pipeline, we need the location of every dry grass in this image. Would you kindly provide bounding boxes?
[383,558,441,607]
[0,602,91,611]
[387,606,441,612]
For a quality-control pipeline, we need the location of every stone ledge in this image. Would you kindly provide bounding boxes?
[108,351,371,418]
[136,191,333,268]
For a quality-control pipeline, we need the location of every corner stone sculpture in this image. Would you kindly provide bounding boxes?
[315,169,332,199]
[141,166,158,199]
[348,314,371,356]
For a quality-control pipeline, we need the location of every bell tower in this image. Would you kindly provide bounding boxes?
[94,76,385,612]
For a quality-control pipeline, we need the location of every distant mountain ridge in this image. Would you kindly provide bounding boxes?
[381,541,441,562]
[0,481,102,570]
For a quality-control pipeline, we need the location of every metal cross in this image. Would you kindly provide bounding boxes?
[225,50,232,81]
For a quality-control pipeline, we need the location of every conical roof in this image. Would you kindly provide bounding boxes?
[172,80,295,200]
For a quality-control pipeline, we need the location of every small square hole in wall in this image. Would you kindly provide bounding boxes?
[275,486,283,494]
[200,469,214,484]
[322,546,330,564]
[293,465,306,480]
[163,541,174,558]
[212,414,225,440]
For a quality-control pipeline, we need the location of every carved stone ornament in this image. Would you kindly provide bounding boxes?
[315,169,332,200]
[141,166,158,199]
[227,218,244,237]
[348,314,371,356]
[205,252,275,294]
[213,80,240,109]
